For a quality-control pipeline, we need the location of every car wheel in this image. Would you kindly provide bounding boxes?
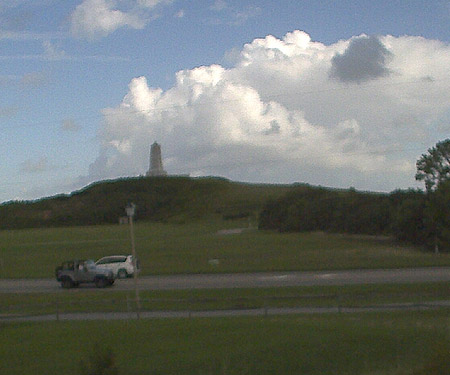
[95,277,108,288]
[61,277,74,289]
[117,269,128,279]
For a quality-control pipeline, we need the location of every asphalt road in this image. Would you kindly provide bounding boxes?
[1,267,449,293]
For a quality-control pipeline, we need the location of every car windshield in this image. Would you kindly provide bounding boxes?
[85,260,96,269]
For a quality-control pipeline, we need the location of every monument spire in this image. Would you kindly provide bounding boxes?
[147,141,167,177]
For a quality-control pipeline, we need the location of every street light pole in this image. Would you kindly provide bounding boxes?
[126,203,140,319]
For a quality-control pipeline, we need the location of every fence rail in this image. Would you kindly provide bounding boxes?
[2,293,449,322]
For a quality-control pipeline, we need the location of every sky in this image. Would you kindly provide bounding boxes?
[1,0,449,203]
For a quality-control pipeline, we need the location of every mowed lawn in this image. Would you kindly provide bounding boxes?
[2,282,450,317]
[1,310,449,375]
[1,219,449,278]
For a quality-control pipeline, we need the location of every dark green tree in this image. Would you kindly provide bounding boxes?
[415,139,450,252]
[425,179,450,252]
[415,138,450,192]
[390,190,427,244]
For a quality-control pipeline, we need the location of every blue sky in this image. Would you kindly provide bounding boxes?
[1,0,449,202]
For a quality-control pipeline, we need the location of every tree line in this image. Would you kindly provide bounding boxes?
[259,139,450,252]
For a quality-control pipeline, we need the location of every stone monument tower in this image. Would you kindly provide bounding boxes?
[147,141,167,176]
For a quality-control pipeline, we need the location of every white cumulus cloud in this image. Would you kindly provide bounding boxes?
[87,31,450,192]
[70,0,171,40]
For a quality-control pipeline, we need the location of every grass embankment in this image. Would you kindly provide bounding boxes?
[0,177,293,229]
[1,310,448,375]
[2,283,449,317]
[1,219,449,374]
[1,220,449,279]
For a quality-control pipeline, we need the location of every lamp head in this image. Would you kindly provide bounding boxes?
[125,203,136,217]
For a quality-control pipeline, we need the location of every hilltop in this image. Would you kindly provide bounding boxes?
[0,176,298,229]
[1,175,447,251]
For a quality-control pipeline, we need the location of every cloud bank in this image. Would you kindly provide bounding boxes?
[88,31,450,191]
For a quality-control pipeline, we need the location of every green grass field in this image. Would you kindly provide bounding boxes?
[1,220,449,375]
[1,220,449,278]
[2,282,449,317]
[1,310,448,375]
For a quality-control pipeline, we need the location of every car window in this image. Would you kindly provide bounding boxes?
[96,258,112,265]
[97,256,127,264]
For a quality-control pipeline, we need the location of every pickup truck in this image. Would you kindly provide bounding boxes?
[55,259,116,288]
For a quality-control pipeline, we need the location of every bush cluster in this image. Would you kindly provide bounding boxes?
[258,183,449,252]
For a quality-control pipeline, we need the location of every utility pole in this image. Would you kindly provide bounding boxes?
[126,203,141,319]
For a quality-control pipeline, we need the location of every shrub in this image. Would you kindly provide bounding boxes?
[79,344,119,375]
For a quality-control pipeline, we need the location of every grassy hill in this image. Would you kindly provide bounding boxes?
[0,176,297,229]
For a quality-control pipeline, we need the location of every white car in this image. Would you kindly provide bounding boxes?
[95,255,139,279]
